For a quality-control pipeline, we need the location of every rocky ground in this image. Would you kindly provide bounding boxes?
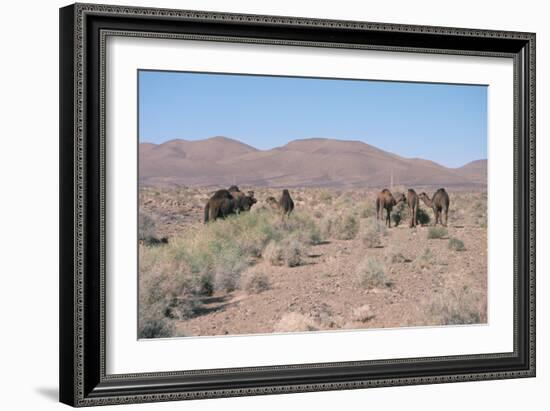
[139,186,487,337]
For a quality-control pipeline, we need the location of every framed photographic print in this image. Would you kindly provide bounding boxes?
[59,3,536,407]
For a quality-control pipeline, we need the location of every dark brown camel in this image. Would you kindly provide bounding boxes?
[375,189,406,228]
[266,190,294,218]
[419,188,450,227]
[407,189,419,228]
[203,188,256,223]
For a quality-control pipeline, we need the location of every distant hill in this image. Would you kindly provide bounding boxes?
[139,136,486,189]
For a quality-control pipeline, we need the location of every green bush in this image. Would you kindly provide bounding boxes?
[448,237,465,251]
[427,226,448,239]
[332,213,360,240]
[417,208,431,225]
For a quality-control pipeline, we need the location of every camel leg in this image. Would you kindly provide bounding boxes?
[386,208,391,228]
[444,208,448,227]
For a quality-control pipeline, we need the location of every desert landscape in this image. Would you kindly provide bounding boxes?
[138,137,488,338]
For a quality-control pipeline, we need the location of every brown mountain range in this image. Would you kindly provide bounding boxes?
[139,136,487,189]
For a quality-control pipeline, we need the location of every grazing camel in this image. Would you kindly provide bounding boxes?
[419,188,450,227]
[375,189,406,228]
[203,188,256,223]
[407,189,419,228]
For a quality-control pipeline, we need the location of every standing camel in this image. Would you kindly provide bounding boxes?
[375,189,406,228]
[419,188,450,227]
[407,188,419,228]
[266,189,295,219]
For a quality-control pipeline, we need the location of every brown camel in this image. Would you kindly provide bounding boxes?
[266,190,294,218]
[375,189,406,228]
[419,188,450,227]
[203,188,256,223]
[407,189,419,228]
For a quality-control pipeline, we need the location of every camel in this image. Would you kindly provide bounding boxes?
[375,189,406,228]
[266,190,294,218]
[418,188,450,227]
[407,189,419,228]
[203,188,256,223]
[228,186,257,214]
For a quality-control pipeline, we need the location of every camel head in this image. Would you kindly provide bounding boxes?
[418,192,431,205]
[266,196,279,209]
[394,192,406,205]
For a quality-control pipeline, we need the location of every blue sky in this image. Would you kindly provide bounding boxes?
[138,70,487,168]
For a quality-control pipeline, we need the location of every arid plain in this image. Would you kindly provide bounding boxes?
[138,137,487,338]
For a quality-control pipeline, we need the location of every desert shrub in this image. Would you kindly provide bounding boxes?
[332,213,359,240]
[263,241,284,266]
[356,257,387,288]
[359,201,376,218]
[448,237,465,251]
[427,286,486,325]
[361,218,387,248]
[415,248,435,270]
[352,304,375,323]
[391,201,406,227]
[263,236,308,267]
[385,245,408,263]
[280,211,323,245]
[138,316,174,339]
[319,190,333,203]
[417,207,431,225]
[242,270,270,293]
[427,226,448,239]
[138,211,157,240]
[274,313,318,332]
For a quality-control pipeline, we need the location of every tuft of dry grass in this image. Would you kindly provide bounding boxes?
[415,248,435,270]
[241,270,270,294]
[361,218,387,248]
[273,313,318,333]
[352,305,375,323]
[426,286,486,325]
[356,257,387,289]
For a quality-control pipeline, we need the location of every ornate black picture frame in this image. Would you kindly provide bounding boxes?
[59,3,535,407]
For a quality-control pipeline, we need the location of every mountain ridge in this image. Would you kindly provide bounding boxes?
[139,136,486,189]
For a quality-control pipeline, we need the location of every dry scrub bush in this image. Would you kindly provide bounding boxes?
[274,313,318,333]
[138,250,202,338]
[264,236,308,267]
[448,237,466,251]
[427,286,486,325]
[241,270,270,294]
[361,218,387,248]
[385,245,408,263]
[415,248,435,270]
[358,201,376,219]
[356,257,387,288]
[324,213,359,240]
[352,305,375,323]
[138,211,157,240]
[427,226,448,239]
